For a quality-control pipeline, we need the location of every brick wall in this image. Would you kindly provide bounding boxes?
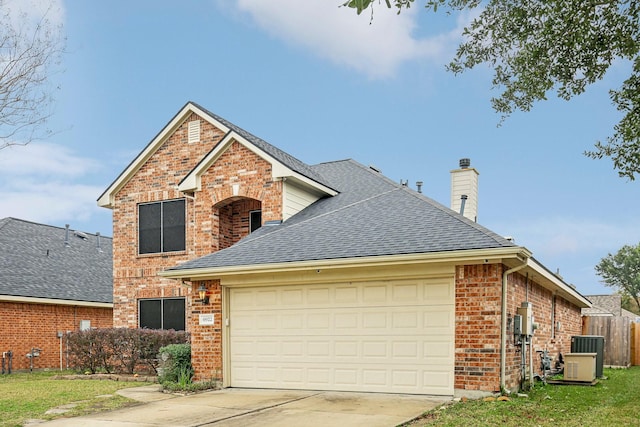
[111,114,283,382]
[456,264,583,392]
[455,264,503,392]
[190,280,223,382]
[0,302,112,371]
[505,272,582,390]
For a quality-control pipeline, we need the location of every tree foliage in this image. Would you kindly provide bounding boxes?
[595,243,640,312]
[343,0,640,180]
[0,1,64,150]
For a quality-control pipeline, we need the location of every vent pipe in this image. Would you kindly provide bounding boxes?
[96,232,102,252]
[459,194,468,216]
[64,224,70,247]
[416,181,423,194]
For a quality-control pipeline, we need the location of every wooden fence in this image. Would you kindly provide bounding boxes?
[582,316,632,367]
[632,323,640,366]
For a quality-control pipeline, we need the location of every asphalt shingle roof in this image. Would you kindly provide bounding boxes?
[169,159,516,272]
[0,218,113,303]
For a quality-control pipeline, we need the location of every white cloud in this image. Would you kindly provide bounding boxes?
[0,142,99,177]
[3,0,65,27]
[497,216,637,257]
[0,143,104,226]
[232,0,461,79]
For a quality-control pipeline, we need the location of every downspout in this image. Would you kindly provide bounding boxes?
[500,258,528,392]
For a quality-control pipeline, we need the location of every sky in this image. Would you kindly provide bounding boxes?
[0,0,637,297]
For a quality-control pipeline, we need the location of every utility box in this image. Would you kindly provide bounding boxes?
[564,353,596,382]
[571,335,604,378]
[516,302,533,336]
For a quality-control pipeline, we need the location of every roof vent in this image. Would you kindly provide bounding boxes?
[459,158,471,169]
[188,120,201,143]
[74,230,88,240]
[64,224,70,247]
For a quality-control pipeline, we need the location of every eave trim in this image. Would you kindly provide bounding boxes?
[178,131,337,197]
[160,247,532,280]
[0,294,113,308]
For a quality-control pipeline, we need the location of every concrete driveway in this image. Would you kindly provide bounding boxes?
[33,385,450,427]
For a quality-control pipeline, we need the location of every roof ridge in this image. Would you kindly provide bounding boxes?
[0,217,112,239]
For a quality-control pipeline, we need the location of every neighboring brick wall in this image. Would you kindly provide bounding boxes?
[0,302,112,371]
[456,264,584,393]
[110,114,283,382]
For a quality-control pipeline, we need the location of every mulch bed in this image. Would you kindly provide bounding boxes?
[52,374,158,382]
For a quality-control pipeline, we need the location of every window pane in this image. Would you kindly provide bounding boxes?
[139,299,162,329]
[163,199,186,252]
[139,203,162,254]
[163,298,186,331]
[250,210,262,233]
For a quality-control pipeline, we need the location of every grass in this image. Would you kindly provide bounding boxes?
[0,370,153,427]
[407,367,640,426]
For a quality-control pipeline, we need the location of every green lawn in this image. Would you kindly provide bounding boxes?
[409,367,640,426]
[0,371,153,427]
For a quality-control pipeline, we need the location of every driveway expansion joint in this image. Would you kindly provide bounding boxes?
[193,392,324,426]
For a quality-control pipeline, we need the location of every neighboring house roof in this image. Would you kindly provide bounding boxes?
[0,218,113,306]
[584,294,640,320]
[98,101,336,208]
[169,159,518,269]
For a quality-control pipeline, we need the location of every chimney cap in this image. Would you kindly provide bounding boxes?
[459,158,471,168]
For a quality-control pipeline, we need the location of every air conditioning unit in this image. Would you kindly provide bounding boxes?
[571,335,604,378]
[564,353,597,382]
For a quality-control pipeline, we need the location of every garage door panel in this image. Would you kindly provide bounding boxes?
[232,307,448,336]
[229,279,454,395]
[231,280,453,311]
[231,364,454,394]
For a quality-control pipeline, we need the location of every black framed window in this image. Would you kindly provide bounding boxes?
[139,298,185,331]
[139,199,185,254]
[250,209,262,233]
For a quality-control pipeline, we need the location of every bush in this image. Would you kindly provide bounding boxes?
[66,328,189,375]
[157,343,192,385]
[66,328,114,374]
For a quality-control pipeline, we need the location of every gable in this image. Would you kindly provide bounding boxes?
[98,102,337,209]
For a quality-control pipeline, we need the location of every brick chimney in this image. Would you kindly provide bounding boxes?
[450,158,479,222]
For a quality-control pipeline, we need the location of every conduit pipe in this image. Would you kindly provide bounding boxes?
[500,259,528,392]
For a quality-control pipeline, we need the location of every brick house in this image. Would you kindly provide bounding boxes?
[0,218,113,371]
[98,102,590,396]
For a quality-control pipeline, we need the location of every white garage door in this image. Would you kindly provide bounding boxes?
[229,278,454,395]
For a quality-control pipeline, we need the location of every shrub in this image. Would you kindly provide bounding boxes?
[66,328,189,375]
[157,343,192,385]
[65,328,113,374]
